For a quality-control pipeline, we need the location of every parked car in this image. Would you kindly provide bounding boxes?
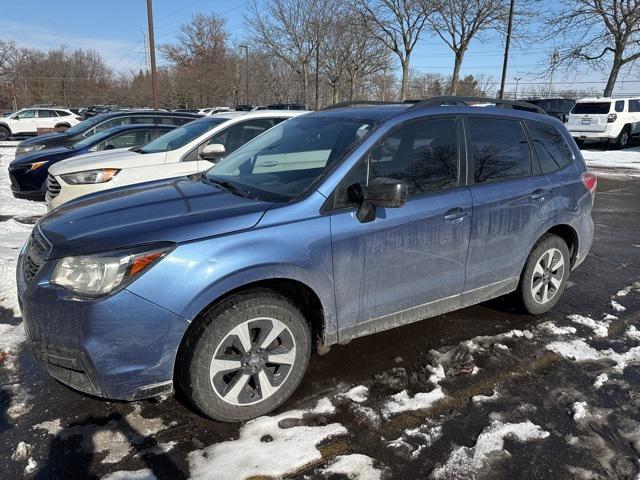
[9,124,175,200]
[0,108,82,140]
[567,97,640,149]
[266,103,307,110]
[523,98,576,123]
[46,110,307,209]
[14,111,200,158]
[18,97,594,422]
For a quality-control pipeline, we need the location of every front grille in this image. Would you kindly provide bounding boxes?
[46,174,61,200]
[22,228,51,286]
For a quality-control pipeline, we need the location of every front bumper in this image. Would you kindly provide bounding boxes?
[9,167,47,201]
[47,178,113,210]
[18,251,190,400]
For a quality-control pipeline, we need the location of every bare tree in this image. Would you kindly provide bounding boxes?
[546,0,640,96]
[353,0,438,100]
[428,0,508,94]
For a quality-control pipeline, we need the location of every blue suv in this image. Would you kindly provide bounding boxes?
[17,97,595,421]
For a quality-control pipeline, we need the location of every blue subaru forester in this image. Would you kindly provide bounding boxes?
[17,97,595,421]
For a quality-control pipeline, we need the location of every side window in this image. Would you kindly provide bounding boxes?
[468,117,531,184]
[158,117,176,125]
[629,100,640,113]
[368,117,459,196]
[130,116,155,125]
[18,110,36,119]
[94,117,131,133]
[172,116,195,126]
[527,121,573,174]
[55,110,70,117]
[38,110,56,118]
[147,128,170,142]
[615,100,625,113]
[209,119,277,155]
[95,130,149,151]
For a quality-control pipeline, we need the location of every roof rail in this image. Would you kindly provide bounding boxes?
[321,100,409,111]
[408,96,546,115]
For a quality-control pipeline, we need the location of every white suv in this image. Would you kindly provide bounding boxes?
[567,97,640,149]
[0,107,80,140]
[46,110,307,209]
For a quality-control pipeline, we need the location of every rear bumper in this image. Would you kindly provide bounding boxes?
[570,131,616,141]
[18,255,190,401]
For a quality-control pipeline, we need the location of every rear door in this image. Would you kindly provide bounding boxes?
[329,116,472,337]
[567,102,612,133]
[629,100,640,135]
[464,115,550,295]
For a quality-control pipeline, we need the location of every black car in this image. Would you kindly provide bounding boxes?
[522,98,576,123]
[15,110,200,158]
[9,124,175,201]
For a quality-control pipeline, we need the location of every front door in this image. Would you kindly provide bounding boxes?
[329,116,472,339]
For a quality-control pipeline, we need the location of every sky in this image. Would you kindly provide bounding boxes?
[2,0,639,97]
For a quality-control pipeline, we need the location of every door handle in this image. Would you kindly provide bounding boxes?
[257,161,279,167]
[530,189,548,200]
[444,207,470,222]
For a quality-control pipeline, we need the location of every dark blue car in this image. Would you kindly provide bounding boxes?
[9,124,175,200]
[18,97,595,421]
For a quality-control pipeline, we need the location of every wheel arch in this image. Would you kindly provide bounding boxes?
[54,122,71,129]
[544,224,579,268]
[0,121,11,133]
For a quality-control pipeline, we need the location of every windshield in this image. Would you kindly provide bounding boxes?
[206,116,377,201]
[141,118,227,153]
[572,102,611,115]
[72,127,122,150]
[65,116,103,135]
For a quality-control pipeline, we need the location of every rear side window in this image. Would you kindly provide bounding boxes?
[571,102,611,115]
[630,100,640,113]
[527,121,573,174]
[55,110,71,117]
[468,117,531,184]
[615,101,625,112]
[38,110,56,118]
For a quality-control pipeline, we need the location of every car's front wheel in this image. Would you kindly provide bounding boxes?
[0,126,10,140]
[177,288,312,422]
[518,234,570,315]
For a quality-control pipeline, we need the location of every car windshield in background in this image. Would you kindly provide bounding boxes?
[572,102,611,115]
[72,127,121,150]
[206,116,377,201]
[140,118,227,153]
[64,116,103,135]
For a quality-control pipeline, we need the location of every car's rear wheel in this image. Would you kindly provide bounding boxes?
[0,126,10,140]
[613,126,631,149]
[55,123,70,131]
[518,234,570,315]
[177,288,311,422]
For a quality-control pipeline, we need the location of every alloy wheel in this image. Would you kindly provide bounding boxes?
[531,248,565,304]
[209,317,296,406]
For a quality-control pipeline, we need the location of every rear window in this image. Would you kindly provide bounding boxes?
[572,102,611,115]
[527,121,573,174]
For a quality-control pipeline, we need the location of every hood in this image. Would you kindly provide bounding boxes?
[39,175,272,258]
[18,132,70,146]
[10,147,74,167]
[49,149,165,175]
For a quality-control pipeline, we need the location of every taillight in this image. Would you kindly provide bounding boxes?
[582,171,597,193]
[607,113,617,123]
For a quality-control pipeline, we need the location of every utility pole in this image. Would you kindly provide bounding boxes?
[146,0,158,110]
[513,77,522,99]
[548,49,559,97]
[314,22,320,110]
[499,0,515,99]
[239,45,249,105]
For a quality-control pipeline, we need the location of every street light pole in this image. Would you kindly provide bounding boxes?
[499,0,515,99]
[146,0,158,110]
[239,45,249,105]
[513,77,522,99]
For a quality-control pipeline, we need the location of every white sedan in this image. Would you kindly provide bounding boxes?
[46,110,307,209]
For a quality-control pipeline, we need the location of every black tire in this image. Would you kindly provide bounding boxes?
[0,125,10,140]
[177,288,312,422]
[518,234,570,315]
[55,123,70,131]
[613,126,631,150]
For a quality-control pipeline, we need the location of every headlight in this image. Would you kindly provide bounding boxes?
[27,161,48,172]
[60,168,119,185]
[18,145,45,154]
[51,244,173,297]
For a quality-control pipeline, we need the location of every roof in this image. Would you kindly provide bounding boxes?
[310,104,409,121]
[98,110,201,119]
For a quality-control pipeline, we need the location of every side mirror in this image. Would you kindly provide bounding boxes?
[200,143,226,161]
[104,144,115,150]
[350,179,408,223]
[13,116,20,120]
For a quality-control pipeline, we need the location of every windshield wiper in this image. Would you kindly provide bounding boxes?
[206,177,254,199]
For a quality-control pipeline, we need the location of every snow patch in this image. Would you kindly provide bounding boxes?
[593,373,609,390]
[187,398,346,480]
[382,387,446,417]
[33,419,64,436]
[569,314,610,338]
[547,338,640,373]
[24,457,37,474]
[472,389,500,404]
[101,469,157,480]
[12,441,32,461]
[342,385,369,404]
[626,326,640,341]
[538,321,577,336]
[322,454,382,480]
[572,401,589,421]
[611,300,626,312]
[2,382,34,419]
[432,420,549,479]
[311,396,336,415]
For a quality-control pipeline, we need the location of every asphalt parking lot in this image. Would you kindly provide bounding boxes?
[1,146,640,479]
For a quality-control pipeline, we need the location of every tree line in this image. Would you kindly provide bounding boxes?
[0,0,638,110]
